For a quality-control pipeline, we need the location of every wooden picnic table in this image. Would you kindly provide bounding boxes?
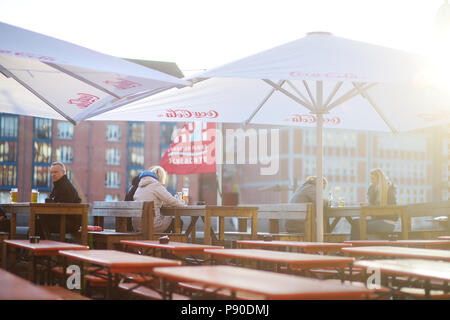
[120,240,224,264]
[2,239,89,282]
[0,268,61,300]
[0,202,89,245]
[325,205,408,240]
[238,203,315,241]
[153,265,371,300]
[204,248,354,278]
[58,249,181,298]
[344,239,450,249]
[161,205,258,245]
[236,240,351,253]
[354,259,450,299]
[341,246,450,261]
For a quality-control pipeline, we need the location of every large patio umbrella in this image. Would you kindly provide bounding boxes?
[0,21,189,124]
[91,32,450,241]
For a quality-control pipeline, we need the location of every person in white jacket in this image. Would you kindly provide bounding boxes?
[133,166,186,233]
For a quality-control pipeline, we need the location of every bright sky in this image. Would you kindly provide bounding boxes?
[1,0,449,77]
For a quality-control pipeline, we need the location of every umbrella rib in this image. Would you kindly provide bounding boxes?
[325,83,376,111]
[262,79,313,110]
[352,82,398,134]
[44,62,122,99]
[323,81,343,109]
[286,81,313,107]
[244,80,285,125]
[80,85,178,120]
[302,80,316,107]
[0,65,76,124]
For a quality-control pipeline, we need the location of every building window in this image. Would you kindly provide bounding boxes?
[33,118,52,190]
[57,122,74,140]
[0,114,19,138]
[34,142,52,163]
[0,114,19,189]
[33,165,51,188]
[106,125,121,142]
[55,145,73,163]
[128,146,144,166]
[106,148,121,166]
[105,171,120,188]
[126,122,145,187]
[128,122,145,144]
[34,118,52,140]
[105,194,120,201]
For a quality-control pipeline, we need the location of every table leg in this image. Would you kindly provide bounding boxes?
[251,213,258,240]
[28,253,36,283]
[10,212,16,239]
[81,209,88,246]
[360,214,367,240]
[29,213,36,237]
[218,217,225,244]
[401,212,409,240]
[204,214,211,245]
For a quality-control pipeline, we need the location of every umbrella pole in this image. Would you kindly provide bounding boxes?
[315,113,324,242]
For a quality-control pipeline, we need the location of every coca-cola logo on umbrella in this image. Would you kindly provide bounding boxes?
[289,71,359,80]
[285,114,341,125]
[68,93,100,109]
[417,111,450,122]
[158,109,219,119]
[0,49,57,62]
[103,78,142,90]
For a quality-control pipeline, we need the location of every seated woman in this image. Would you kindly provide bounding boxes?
[132,165,185,233]
[351,168,397,240]
[285,176,328,233]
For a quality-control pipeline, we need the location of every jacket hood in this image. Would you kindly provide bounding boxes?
[138,176,159,188]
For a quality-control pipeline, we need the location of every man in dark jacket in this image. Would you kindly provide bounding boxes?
[38,162,81,239]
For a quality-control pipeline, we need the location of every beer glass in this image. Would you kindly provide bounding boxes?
[182,187,189,205]
[10,188,18,203]
[31,189,39,203]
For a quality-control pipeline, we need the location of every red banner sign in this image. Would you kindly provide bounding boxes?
[161,122,216,174]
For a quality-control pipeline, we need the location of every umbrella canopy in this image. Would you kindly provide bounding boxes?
[92,32,450,241]
[0,22,189,124]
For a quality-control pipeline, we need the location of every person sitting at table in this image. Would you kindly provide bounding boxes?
[37,161,82,239]
[350,168,397,240]
[285,175,328,234]
[132,165,185,233]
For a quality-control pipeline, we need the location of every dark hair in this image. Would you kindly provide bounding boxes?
[125,175,141,201]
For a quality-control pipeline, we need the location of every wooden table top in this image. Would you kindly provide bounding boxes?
[354,259,450,282]
[237,240,352,252]
[0,269,60,300]
[344,240,450,248]
[120,240,224,253]
[4,239,89,254]
[342,246,450,261]
[204,248,354,267]
[58,249,181,273]
[153,265,371,300]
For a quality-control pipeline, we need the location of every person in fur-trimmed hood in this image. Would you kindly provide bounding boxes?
[132,165,185,233]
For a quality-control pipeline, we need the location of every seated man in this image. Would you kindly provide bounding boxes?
[38,162,82,239]
[285,176,328,234]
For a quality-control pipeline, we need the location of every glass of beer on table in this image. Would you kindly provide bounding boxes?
[10,188,18,203]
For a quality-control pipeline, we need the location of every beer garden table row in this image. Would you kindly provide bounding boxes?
[1,201,449,246]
